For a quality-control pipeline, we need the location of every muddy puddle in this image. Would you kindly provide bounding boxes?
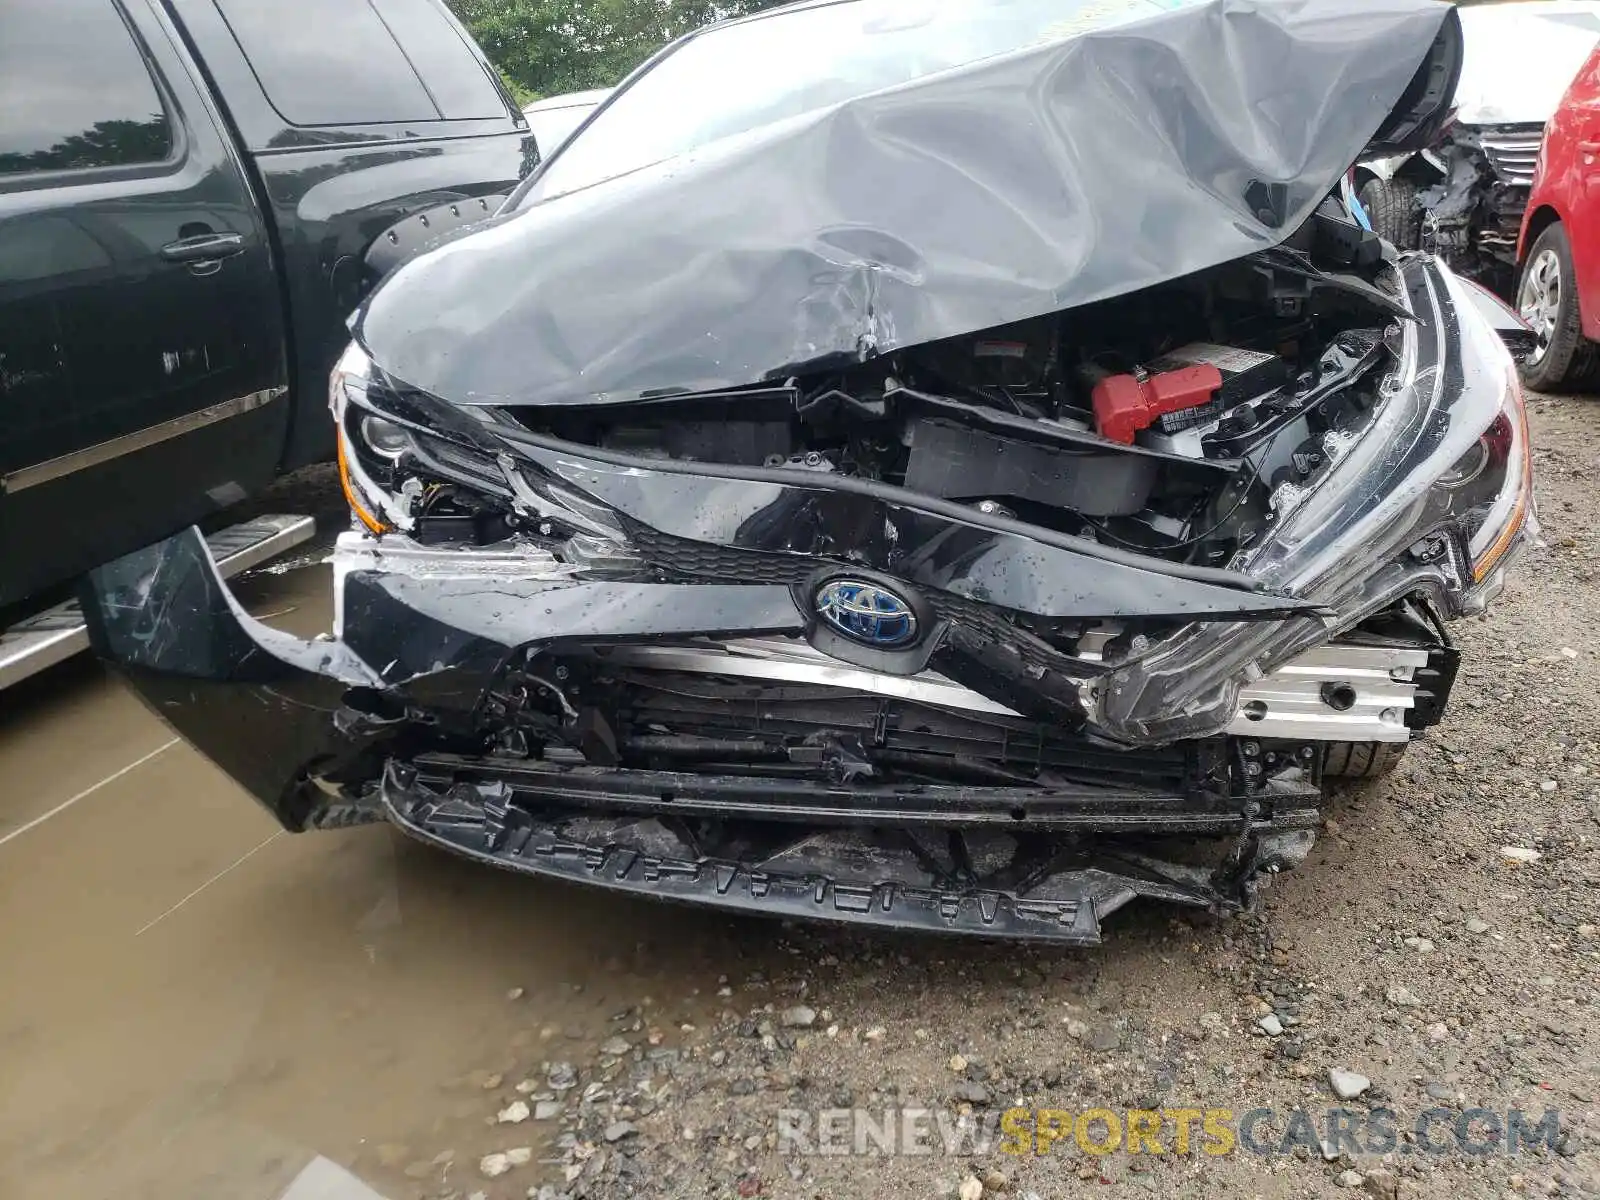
[0,543,763,1200]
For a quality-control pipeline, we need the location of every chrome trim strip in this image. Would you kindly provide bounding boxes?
[599,640,1023,717]
[1,387,285,494]
[601,637,1429,742]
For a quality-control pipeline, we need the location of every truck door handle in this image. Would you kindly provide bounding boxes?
[160,232,245,263]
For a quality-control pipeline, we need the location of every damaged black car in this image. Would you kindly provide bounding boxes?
[84,0,1536,943]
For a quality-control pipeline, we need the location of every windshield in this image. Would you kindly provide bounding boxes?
[522,0,1169,204]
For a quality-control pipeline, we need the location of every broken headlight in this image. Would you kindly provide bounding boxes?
[330,341,518,538]
[331,342,415,534]
[358,413,410,462]
[328,341,625,548]
[1454,366,1532,587]
[1096,260,1534,744]
[1239,264,1534,609]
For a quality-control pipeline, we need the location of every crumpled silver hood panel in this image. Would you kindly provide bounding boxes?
[356,0,1456,408]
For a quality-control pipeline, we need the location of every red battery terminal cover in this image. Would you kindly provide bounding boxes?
[1091,364,1224,444]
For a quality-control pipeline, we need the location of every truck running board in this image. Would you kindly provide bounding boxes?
[0,514,315,691]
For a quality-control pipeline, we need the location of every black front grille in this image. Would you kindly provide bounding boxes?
[624,519,816,584]
[929,589,1035,648]
[621,520,1090,677]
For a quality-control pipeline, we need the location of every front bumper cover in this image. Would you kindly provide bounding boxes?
[81,527,1352,942]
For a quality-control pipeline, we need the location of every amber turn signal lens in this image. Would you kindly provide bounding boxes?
[336,430,390,535]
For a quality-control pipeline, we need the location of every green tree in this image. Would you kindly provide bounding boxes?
[450,0,789,100]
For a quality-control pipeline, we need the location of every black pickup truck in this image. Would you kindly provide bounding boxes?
[0,0,533,612]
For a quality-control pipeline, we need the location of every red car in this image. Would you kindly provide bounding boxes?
[1519,45,1600,389]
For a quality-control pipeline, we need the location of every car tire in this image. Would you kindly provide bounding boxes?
[1517,222,1600,392]
[1358,176,1422,250]
[1323,741,1408,779]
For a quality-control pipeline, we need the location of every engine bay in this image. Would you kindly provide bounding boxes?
[507,204,1405,571]
[363,201,1410,576]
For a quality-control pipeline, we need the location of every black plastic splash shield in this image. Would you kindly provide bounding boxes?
[381,761,1321,943]
[356,0,1460,409]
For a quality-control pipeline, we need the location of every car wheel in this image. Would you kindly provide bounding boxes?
[1517,222,1600,392]
[1358,176,1422,250]
[1323,741,1408,779]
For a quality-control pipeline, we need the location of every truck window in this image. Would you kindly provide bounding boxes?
[213,0,436,126]
[0,0,174,177]
[372,0,511,120]
[213,0,509,127]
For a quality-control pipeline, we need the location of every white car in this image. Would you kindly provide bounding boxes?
[521,88,610,162]
[1356,0,1600,296]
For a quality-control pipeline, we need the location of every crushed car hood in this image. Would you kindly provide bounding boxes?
[356,0,1460,408]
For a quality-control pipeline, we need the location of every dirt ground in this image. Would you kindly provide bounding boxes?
[0,396,1595,1200]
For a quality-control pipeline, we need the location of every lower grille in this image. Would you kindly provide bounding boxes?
[595,667,1210,791]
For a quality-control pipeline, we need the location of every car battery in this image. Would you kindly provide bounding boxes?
[1090,364,1221,444]
[1141,343,1289,433]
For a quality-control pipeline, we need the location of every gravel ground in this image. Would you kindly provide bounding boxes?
[366,394,1597,1200]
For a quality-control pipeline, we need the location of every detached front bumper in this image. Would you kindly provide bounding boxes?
[81,525,1454,943]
